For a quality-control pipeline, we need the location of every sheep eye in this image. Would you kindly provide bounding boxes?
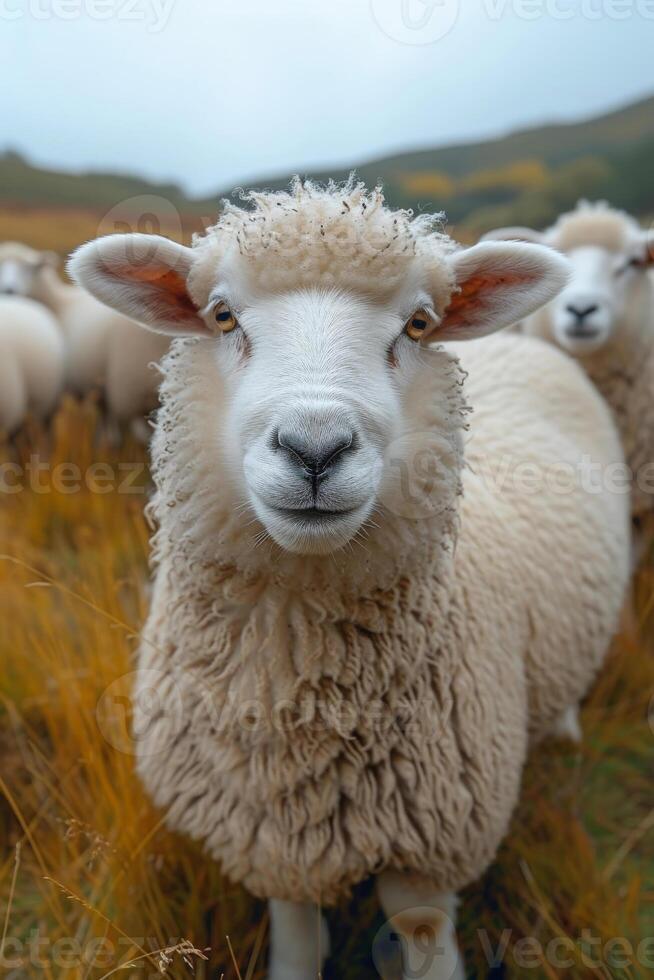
[405,308,432,341]
[213,301,238,333]
[617,256,644,276]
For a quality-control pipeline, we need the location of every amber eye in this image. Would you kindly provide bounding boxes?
[405,308,432,341]
[212,301,238,333]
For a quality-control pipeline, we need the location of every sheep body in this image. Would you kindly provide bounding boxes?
[69,183,631,974]
[135,329,629,904]
[0,296,64,432]
[0,242,168,423]
[485,203,654,516]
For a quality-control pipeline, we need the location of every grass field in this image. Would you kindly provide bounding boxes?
[0,399,652,979]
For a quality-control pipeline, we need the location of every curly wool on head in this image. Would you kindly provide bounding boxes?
[189,178,456,306]
[549,199,645,254]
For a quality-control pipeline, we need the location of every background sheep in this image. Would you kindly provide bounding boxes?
[0,296,64,434]
[483,202,654,518]
[70,182,630,980]
[0,241,169,431]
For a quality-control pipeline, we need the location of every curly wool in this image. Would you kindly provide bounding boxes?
[188,178,456,310]
[136,325,629,903]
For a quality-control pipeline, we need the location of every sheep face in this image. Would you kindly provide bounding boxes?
[69,184,568,555]
[485,203,654,356]
[0,243,59,298]
[535,237,653,356]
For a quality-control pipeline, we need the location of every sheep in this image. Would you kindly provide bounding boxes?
[482,202,654,519]
[0,296,64,434]
[0,241,169,429]
[69,181,630,980]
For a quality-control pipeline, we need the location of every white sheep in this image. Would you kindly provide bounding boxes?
[0,296,64,434]
[483,202,654,518]
[0,241,169,428]
[70,181,630,980]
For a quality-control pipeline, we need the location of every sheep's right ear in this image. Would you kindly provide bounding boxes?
[480,226,544,245]
[68,234,209,337]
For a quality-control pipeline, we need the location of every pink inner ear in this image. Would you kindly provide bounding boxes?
[115,261,198,319]
[442,271,514,327]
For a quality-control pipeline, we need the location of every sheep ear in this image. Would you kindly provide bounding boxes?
[68,234,209,337]
[433,242,569,342]
[480,226,545,244]
[640,230,654,267]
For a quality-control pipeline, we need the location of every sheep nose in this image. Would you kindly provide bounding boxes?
[276,428,355,482]
[566,303,599,321]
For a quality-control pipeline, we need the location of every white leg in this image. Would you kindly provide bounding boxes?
[550,704,582,743]
[267,897,329,980]
[376,870,464,980]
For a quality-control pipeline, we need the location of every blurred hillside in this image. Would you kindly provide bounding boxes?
[1,92,653,254]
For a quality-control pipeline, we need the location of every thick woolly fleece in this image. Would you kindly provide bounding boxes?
[133,185,630,905]
[136,388,629,897]
[520,205,654,517]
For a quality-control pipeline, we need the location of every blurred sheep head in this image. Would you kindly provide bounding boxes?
[0,242,59,297]
[484,201,654,355]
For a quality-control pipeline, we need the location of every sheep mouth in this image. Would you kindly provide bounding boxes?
[272,505,358,522]
[565,323,601,339]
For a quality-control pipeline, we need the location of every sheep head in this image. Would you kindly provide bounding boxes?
[70,181,567,557]
[0,242,60,298]
[484,201,654,355]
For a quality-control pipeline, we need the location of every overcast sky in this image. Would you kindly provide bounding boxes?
[1,0,652,196]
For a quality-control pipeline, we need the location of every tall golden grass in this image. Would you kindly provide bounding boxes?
[0,400,652,979]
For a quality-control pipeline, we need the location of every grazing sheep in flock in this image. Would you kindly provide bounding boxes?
[0,241,169,429]
[0,296,64,435]
[70,181,631,980]
[483,202,654,518]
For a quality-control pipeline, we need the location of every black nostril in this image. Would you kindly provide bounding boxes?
[276,430,355,479]
[566,303,599,321]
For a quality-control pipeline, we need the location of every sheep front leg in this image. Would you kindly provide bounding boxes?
[376,870,464,980]
[267,897,330,980]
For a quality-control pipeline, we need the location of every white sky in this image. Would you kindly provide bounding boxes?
[1,0,652,196]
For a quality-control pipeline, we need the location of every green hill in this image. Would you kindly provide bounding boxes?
[1,92,653,250]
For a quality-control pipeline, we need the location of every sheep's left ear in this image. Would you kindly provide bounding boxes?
[433,242,569,342]
[68,233,209,337]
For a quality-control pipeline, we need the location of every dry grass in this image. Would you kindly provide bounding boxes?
[0,400,652,979]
